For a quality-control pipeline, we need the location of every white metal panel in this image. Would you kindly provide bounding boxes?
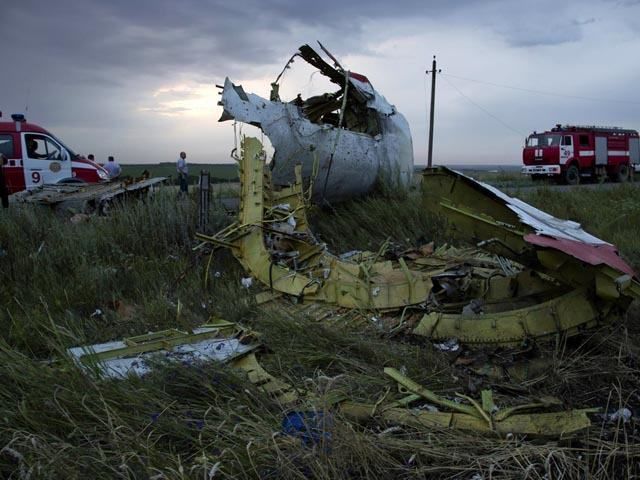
[454,170,610,245]
[219,77,414,203]
[68,334,253,379]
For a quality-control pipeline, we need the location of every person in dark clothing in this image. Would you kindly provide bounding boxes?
[26,139,47,159]
[0,153,8,208]
[176,151,188,195]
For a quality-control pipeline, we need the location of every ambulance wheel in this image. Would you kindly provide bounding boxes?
[616,164,629,183]
[564,165,580,185]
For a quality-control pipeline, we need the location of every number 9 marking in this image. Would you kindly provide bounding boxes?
[32,171,41,183]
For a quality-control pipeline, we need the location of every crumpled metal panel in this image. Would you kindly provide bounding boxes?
[524,234,635,277]
[67,321,254,379]
[413,286,605,345]
[218,44,413,203]
[68,336,253,379]
[422,166,639,299]
[478,179,607,245]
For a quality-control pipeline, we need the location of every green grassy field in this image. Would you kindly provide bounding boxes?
[1,181,639,478]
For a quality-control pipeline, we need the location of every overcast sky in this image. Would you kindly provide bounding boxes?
[2,0,640,165]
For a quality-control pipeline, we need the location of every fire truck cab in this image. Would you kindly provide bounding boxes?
[522,124,640,184]
[0,114,109,195]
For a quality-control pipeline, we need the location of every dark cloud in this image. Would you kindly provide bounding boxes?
[471,1,594,48]
[1,0,485,83]
[501,26,583,48]
[0,0,633,165]
[0,0,480,130]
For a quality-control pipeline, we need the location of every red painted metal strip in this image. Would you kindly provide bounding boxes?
[524,234,636,277]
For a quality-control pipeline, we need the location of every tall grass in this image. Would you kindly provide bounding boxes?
[0,185,638,478]
[310,192,446,253]
[0,191,250,356]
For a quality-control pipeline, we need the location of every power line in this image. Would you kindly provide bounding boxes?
[441,72,640,105]
[441,74,525,137]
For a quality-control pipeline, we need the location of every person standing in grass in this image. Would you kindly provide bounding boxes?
[0,153,8,208]
[176,151,188,195]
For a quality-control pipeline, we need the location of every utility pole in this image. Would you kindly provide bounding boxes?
[426,56,441,167]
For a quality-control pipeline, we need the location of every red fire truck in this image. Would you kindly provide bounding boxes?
[521,124,640,184]
[0,113,109,194]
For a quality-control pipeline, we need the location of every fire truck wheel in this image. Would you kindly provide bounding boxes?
[616,164,629,183]
[564,165,580,185]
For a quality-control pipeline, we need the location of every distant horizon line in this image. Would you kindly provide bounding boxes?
[115,161,523,168]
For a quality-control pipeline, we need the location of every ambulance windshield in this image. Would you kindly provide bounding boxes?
[526,135,561,147]
[50,134,78,159]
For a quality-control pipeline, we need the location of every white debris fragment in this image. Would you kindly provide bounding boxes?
[418,404,439,413]
[339,250,362,260]
[371,287,381,297]
[90,308,103,318]
[214,271,222,278]
[466,173,608,245]
[608,408,632,423]
[241,277,253,289]
[67,332,253,379]
[208,462,222,479]
[377,426,403,437]
[434,338,460,352]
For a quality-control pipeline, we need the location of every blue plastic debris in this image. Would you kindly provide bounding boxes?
[281,411,331,447]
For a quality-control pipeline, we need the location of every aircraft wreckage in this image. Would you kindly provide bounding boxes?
[218,43,413,203]
[197,137,639,345]
[50,48,640,449]
[68,136,639,439]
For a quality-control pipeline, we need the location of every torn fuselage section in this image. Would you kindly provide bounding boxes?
[218,43,413,203]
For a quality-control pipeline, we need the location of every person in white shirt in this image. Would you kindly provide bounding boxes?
[176,151,188,194]
[103,155,122,179]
